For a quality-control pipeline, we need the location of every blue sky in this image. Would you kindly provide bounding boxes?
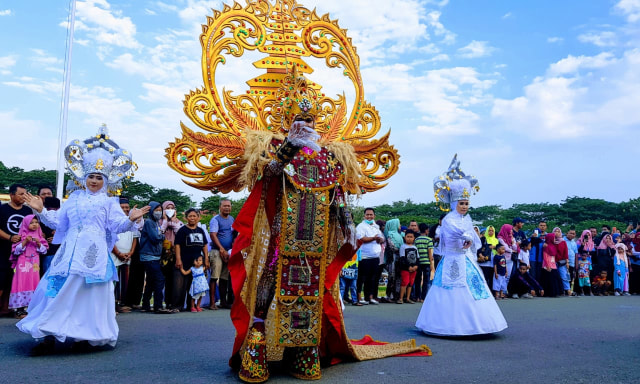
[1,0,639,209]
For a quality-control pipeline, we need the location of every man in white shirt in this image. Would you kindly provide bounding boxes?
[356,208,384,305]
[110,198,140,313]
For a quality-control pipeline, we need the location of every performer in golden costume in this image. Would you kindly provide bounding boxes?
[166,1,429,382]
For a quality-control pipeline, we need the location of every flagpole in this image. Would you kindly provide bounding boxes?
[56,0,77,200]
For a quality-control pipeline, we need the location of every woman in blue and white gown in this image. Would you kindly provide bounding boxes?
[18,140,148,353]
[415,156,507,336]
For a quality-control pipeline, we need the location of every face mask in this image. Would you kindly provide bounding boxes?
[153,211,162,220]
[365,219,374,225]
[165,209,175,218]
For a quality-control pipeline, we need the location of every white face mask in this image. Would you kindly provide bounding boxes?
[165,209,175,218]
[153,211,163,220]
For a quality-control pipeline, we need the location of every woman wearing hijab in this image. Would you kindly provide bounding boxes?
[416,155,506,336]
[613,243,630,295]
[20,128,148,354]
[540,229,566,297]
[596,234,616,286]
[384,218,403,302]
[158,200,183,312]
[497,224,519,294]
[9,215,48,318]
[477,226,498,286]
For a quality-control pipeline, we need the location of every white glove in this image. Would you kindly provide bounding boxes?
[288,121,321,153]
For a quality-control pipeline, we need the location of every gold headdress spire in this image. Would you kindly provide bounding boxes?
[166,0,400,193]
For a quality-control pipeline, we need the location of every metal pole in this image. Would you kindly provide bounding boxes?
[56,0,77,199]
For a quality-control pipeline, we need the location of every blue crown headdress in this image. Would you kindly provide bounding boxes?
[433,154,479,212]
[63,124,137,195]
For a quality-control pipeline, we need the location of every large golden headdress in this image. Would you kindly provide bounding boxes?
[166,0,399,194]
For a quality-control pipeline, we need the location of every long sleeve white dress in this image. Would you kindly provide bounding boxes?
[415,210,507,336]
[17,189,136,346]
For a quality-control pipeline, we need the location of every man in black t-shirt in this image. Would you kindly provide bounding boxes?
[0,184,32,316]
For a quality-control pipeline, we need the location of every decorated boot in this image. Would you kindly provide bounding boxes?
[238,321,269,383]
[288,346,322,380]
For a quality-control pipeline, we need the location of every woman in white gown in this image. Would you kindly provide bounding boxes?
[415,155,507,336]
[18,127,148,354]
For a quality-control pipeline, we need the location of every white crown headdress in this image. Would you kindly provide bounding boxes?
[433,154,479,212]
[63,124,137,195]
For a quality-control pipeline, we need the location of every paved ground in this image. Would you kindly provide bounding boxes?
[1,296,639,384]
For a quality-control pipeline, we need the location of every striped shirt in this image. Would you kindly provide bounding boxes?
[415,235,434,265]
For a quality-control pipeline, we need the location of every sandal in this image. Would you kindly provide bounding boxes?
[406,300,415,304]
[154,308,173,314]
[396,300,403,304]
[351,302,364,306]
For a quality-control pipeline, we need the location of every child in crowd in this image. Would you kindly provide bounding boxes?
[518,239,531,269]
[577,251,592,296]
[510,263,544,298]
[592,270,612,296]
[493,244,507,299]
[613,243,630,296]
[340,252,360,306]
[9,215,48,319]
[397,230,419,304]
[180,255,209,312]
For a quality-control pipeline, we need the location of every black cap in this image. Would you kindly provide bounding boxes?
[513,217,526,225]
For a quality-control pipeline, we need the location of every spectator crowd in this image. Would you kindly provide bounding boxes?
[1,183,639,320]
[0,183,237,319]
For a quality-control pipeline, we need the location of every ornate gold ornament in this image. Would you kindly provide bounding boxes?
[166,0,400,194]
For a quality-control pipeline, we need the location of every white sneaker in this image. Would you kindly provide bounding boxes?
[368,299,379,305]
[623,292,631,296]
[614,291,621,296]
[358,300,369,305]
[512,294,519,299]
[521,293,533,299]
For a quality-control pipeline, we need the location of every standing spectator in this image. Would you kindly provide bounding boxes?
[477,227,496,286]
[576,250,592,295]
[429,214,446,270]
[356,208,383,305]
[551,227,571,296]
[397,230,418,304]
[629,234,640,294]
[208,200,234,309]
[373,220,387,302]
[175,209,209,311]
[589,227,599,246]
[518,239,531,268]
[497,224,518,291]
[541,232,565,297]
[110,198,139,313]
[512,218,527,246]
[384,218,403,301]
[595,234,616,286]
[0,184,32,317]
[408,221,419,234]
[179,255,209,312]
[37,186,53,200]
[564,228,578,295]
[8,215,48,318]
[529,221,548,281]
[140,202,171,313]
[493,244,508,299]
[613,243,630,296]
[39,196,61,275]
[339,253,360,306]
[414,223,434,302]
[158,200,183,311]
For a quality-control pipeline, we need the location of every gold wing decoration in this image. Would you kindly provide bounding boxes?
[166,0,399,194]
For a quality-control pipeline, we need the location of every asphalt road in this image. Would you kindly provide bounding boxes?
[1,296,639,384]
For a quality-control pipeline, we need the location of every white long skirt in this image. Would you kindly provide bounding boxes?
[415,253,507,336]
[16,274,118,346]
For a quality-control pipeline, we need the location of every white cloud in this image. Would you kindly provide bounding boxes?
[492,49,640,140]
[547,36,564,43]
[0,111,57,168]
[30,49,64,73]
[548,52,617,75]
[0,55,17,75]
[144,9,157,16]
[71,0,141,49]
[0,9,11,16]
[457,41,495,58]
[578,31,617,47]
[502,12,512,19]
[615,0,640,22]
[2,78,61,95]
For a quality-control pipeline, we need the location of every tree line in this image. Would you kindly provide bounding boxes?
[2,161,638,232]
